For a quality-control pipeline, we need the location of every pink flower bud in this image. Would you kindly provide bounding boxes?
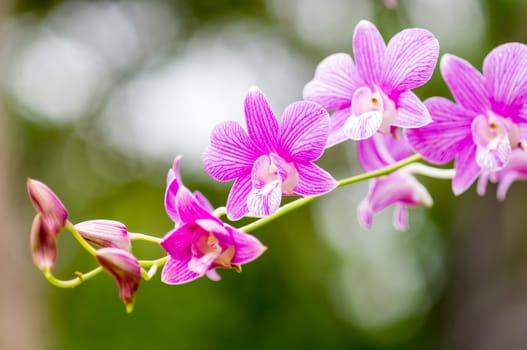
[96,248,141,313]
[75,220,132,252]
[30,214,57,272]
[27,179,68,236]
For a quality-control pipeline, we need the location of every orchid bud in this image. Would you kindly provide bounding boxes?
[30,214,57,272]
[27,178,68,236]
[75,220,132,252]
[96,248,141,313]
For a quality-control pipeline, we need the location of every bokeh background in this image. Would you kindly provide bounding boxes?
[2,0,527,349]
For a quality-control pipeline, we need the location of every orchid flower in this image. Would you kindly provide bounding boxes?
[406,43,527,195]
[161,156,266,285]
[304,20,438,145]
[203,87,337,220]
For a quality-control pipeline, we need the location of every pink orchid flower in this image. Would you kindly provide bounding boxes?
[203,87,337,220]
[304,20,438,145]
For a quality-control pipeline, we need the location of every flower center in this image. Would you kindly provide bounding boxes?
[247,153,299,217]
[344,86,397,140]
[471,112,522,171]
[189,231,238,274]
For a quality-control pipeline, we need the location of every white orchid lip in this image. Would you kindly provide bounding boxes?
[344,86,398,140]
[247,153,299,217]
[471,112,522,171]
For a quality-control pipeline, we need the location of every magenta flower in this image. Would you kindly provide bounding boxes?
[75,220,132,252]
[303,20,438,145]
[203,87,337,220]
[160,156,266,285]
[96,247,141,313]
[477,149,527,200]
[406,43,527,195]
[357,132,432,231]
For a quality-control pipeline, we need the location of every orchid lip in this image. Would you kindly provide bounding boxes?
[248,153,299,217]
[344,86,398,140]
[471,113,521,171]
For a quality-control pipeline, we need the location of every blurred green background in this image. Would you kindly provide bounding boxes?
[2,0,527,349]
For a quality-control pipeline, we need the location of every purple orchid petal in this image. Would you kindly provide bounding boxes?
[393,204,409,231]
[244,87,279,152]
[278,101,329,162]
[327,109,352,148]
[357,133,396,171]
[175,187,212,227]
[226,175,252,221]
[161,256,201,285]
[452,143,480,195]
[206,269,222,281]
[357,173,432,230]
[392,90,432,128]
[303,53,361,110]
[227,226,267,265]
[195,218,228,236]
[353,20,386,85]
[161,225,193,259]
[357,199,373,229]
[165,158,182,223]
[483,43,527,116]
[477,171,490,196]
[406,97,474,164]
[193,191,214,213]
[294,162,337,196]
[496,170,521,201]
[203,121,259,182]
[382,28,439,93]
[441,54,489,113]
[357,130,412,172]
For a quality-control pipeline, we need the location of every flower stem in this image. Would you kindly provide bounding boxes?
[240,154,422,233]
[44,266,103,288]
[66,221,98,256]
[139,256,168,268]
[129,232,162,244]
[403,163,455,179]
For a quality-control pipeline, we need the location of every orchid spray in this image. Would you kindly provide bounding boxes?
[25,18,527,313]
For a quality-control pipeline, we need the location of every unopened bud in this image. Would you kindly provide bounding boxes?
[96,248,141,313]
[75,220,132,252]
[30,214,58,272]
[27,179,68,236]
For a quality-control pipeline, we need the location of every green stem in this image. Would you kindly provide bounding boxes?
[139,256,168,268]
[240,154,422,233]
[44,266,103,288]
[66,221,98,256]
[129,232,162,244]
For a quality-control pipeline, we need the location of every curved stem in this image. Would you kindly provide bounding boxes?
[240,154,422,233]
[66,221,98,256]
[44,266,103,288]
